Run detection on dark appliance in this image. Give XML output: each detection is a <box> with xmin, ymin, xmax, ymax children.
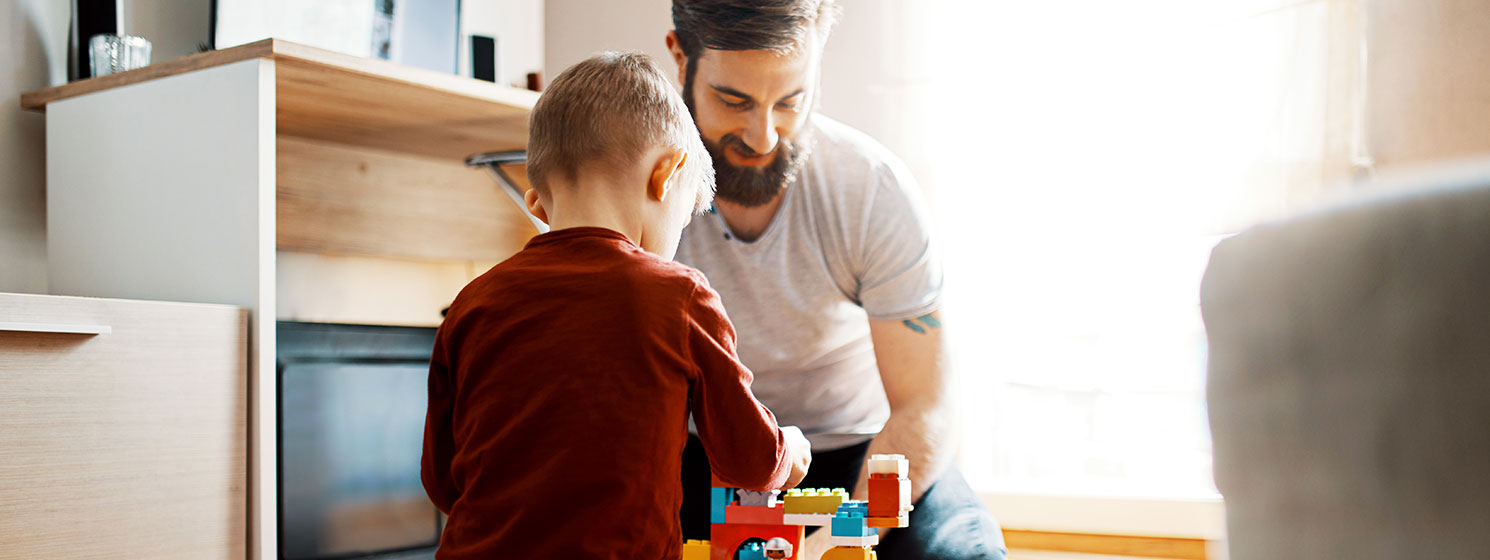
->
<box><xmin>277</xmin><ymin>321</ymin><xmax>442</xmax><ymax>560</ymax></box>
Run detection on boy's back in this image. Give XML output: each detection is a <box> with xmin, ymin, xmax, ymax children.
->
<box><xmin>422</xmin><ymin>227</ymin><xmax>792</xmax><ymax>559</ymax></box>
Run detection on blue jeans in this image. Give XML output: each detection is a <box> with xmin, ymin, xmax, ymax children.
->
<box><xmin>680</xmin><ymin>435</ymin><xmax>1007</xmax><ymax>560</ymax></box>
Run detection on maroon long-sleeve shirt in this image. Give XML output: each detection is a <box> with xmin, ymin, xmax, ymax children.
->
<box><xmin>422</xmin><ymin>227</ymin><xmax>792</xmax><ymax>559</ymax></box>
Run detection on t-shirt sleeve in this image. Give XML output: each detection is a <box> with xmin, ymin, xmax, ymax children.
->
<box><xmin>421</xmin><ymin>324</ymin><xmax>460</xmax><ymax>514</ymax></box>
<box><xmin>855</xmin><ymin>155</ymin><xmax>944</xmax><ymax>320</ymax></box>
<box><xmin>683</xmin><ymin>274</ymin><xmax>793</xmax><ymax>491</ymax></box>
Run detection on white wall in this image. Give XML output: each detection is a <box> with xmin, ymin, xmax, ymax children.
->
<box><xmin>1</xmin><ymin>0</ymin><xmax>66</xmax><ymax>293</ymax></box>
<box><xmin>544</xmin><ymin>0</ymin><xmax>671</xmax><ymax>83</ymax></box>
<box><xmin>1</xmin><ymin>0</ymin><xmax>209</xmax><ymax>295</ymax></box>
<box><xmin>459</xmin><ymin>0</ymin><xmax>544</xmax><ymax>88</ymax></box>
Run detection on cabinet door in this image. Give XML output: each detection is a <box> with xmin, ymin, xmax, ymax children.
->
<box><xmin>0</xmin><ymin>293</ymin><xmax>247</xmax><ymax>559</ymax></box>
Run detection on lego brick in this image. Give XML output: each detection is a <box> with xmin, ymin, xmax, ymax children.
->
<box><xmin>683</xmin><ymin>539</ymin><xmax>712</xmax><ymax>560</ymax></box>
<box><xmin>831</xmin><ymin>513</ymin><xmax>877</xmax><ymax>537</ymax></box>
<box><xmin>711</xmin><ymin>487</ymin><xmax>735</xmax><ymax>524</ymax></box>
<box><xmin>836</xmin><ymin>501</ymin><xmax>869</xmax><ymax>517</ymax></box>
<box><xmin>726</xmin><ymin>504</ymin><xmax>786</xmax><ymax>525</ymax></box>
<box><xmin>866</xmin><ymin>513</ymin><xmax>909</xmax><ymax>528</ymax></box>
<box><xmin>829</xmin><ymin>534</ymin><xmax>880</xmax><ymax>548</ymax></box>
<box><xmin>711</xmin><ymin>523</ymin><xmax>804</xmax><ymax>560</ymax></box>
<box><xmin>821</xmin><ymin>546</ymin><xmax>878</xmax><ymax>560</ymax></box>
<box><xmin>782</xmin><ymin>513</ymin><xmax>835</xmax><ymax>526</ymax></box>
<box><xmin>783</xmin><ymin>488</ymin><xmax>848</xmax><ymax>514</ymax></box>
<box><xmin>868</xmin><ymin>454</ymin><xmax>908</xmax><ymax>477</ymax></box>
<box><xmin>737</xmin><ymin>488</ymin><xmax>781</xmax><ymax>507</ymax></box>
<box><xmin>737</xmin><ymin>540</ymin><xmax>768</xmax><ymax>560</ymax></box>
<box><xmin>867</xmin><ymin>477</ymin><xmax>910</xmax><ymax>517</ymax></box>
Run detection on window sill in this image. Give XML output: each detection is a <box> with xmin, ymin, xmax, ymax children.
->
<box><xmin>979</xmin><ymin>490</ymin><xmax>1226</xmax><ymax>540</ymax></box>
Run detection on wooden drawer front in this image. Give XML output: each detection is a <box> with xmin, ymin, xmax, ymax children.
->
<box><xmin>0</xmin><ymin>293</ymin><xmax>247</xmax><ymax>559</ymax></box>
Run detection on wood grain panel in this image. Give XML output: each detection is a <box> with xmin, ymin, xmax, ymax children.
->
<box><xmin>277</xmin><ymin>136</ymin><xmax>537</xmax><ymax>262</ymax></box>
<box><xmin>273</xmin><ymin>56</ymin><xmax>532</xmax><ymax>161</ymax></box>
<box><xmin>0</xmin><ymin>293</ymin><xmax>247</xmax><ymax>560</ymax></box>
<box><xmin>1003</xmin><ymin>529</ymin><xmax>1210</xmax><ymax>560</ymax></box>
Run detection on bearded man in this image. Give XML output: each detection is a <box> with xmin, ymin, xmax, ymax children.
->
<box><xmin>668</xmin><ymin>1</ymin><xmax>1007</xmax><ymax>558</ymax></box>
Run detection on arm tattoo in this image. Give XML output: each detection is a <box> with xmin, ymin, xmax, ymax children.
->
<box><xmin>901</xmin><ymin>313</ymin><xmax>941</xmax><ymax>334</ymax></box>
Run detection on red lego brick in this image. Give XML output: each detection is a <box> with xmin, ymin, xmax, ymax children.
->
<box><xmin>868</xmin><ymin>476</ymin><xmax>910</xmax><ymax>517</ymax></box>
<box><xmin>726</xmin><ymin>504</ymin><xmax>786</xmax><ymax>525</ymax></box>
<box><xmin>711</xmin><ymin>523</ymin><xmax>804</xmax><ymax>560</ymax></box>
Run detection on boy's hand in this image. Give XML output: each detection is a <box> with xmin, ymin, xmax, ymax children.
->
<box><xmin>781</xmin><ymin>426</ymin><xmax>812</xmax><ymax>489</ymax></box>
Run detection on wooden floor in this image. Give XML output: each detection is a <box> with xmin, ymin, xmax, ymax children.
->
<box><xmin>1002</xmin><ymin>529</ymin><xmax>1214</xmax><ymax>560</ymax></box>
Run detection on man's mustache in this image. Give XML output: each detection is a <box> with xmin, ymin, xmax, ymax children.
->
<box><xmin>720</xmin><ymin>134</ymin><xmax>767</xmax><ymax>159</ymax></box>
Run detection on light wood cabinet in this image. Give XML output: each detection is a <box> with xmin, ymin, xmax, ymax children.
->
<box><xmin>0</xmin><ymin>292</ymin><xmax>247</xmax><ymax>559</ymax></box>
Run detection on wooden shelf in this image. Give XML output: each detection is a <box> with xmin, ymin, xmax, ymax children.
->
<box><xmin>21</xmin><ymin>38</ymin><xmax>539</xmax><ymax>161</ymax></box>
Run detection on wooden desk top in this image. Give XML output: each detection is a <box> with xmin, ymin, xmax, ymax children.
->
<box><xmin>21</xmin><ymin>39</ymin><xmax>539</xmax><ymax>161</ymax></box>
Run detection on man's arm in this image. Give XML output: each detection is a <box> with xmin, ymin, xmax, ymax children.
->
<box><xmin>861</xmin><ymin>309</ymin><xmax>957</xmax><ymax>504</ymax></box>
<box><xmin>799</xmin><ymin>310</ymin><xmax>955</xmax><ymax>558</ymax></box>
<box><xmin>861</xmin><ymin>309</ymin><xmax>957</xmax><ymax>498</ymax></box>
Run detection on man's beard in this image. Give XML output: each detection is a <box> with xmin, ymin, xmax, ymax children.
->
<box><xmin>684</xmin><ymin>63</ymin><xmax>815</xmax><ymax>208</ymax></box>
<box><xmin>701</xmin><ymin>132</ymin><xmax>813</xmax><ymax>208</ymax></box>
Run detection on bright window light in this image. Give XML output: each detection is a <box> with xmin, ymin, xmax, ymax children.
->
<box><xmin>915</xmin><ymin>0</ymin><xmax>1348</xmax><ymax>500</ymax></box>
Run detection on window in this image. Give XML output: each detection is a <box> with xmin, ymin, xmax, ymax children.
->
<box><xmin>901</xmin><ymin>0</ymin><xmax>1364</xmax><ymax>500</ymax></box>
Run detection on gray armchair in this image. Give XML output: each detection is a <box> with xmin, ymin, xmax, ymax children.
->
<box><xmin>1201</xmin><ymin>165</ymin><xmax>1490</xmax><ymax>559</ymax></box>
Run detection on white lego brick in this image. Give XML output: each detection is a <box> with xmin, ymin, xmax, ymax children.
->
<box><xmin>868</xmin><ymin>453</ymin><xmax>908</xmax><ymax>477</ymax></box>
<box><xmin>782</xmin><ymin>513</ymin><xmax>834</xmax><ymax>526</ymax></box>
<box><xmin>829</xmin><ymin>535</ymin><xmax>880</xmax><ymax>547</ymax></box>
<box><xmin>737</xmin><ymin>489</ymin><xmax>780</xmax><ymax>507</ymax></box>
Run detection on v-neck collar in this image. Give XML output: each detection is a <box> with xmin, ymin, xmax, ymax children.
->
<box><xmin>712</xmin><ymin>184</ymin><xmax>795</xmax><ymax>250</ymax></box>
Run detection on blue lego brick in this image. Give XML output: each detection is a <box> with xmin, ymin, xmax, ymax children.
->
<box><xmin>831</xmin><ymin>511</ymin><xmax>877</xmax><ymax>537</ymax></box>
<box><xmin>836</xmin><ymin>501</ymin><xmax>869</xmax><ymax>517</ymax></box>
<box><xmin>711</xmin><ymin>487</ymin><xmax>734</xmax><ymax>524</ymax></box>
<box><xmin>737</xmin><ymin>540</ymin><xmax>767</xmax><ymax>560</ymax></box>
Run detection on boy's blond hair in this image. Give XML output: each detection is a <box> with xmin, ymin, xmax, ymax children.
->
<box><xmin>527</xmin><ymin>51</ymin><xmax>715</xmax><ymax>211</ymax></box>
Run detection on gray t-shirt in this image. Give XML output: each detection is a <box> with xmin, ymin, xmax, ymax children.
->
<box><xmin>677</xmin><ymin>114</ymin><xmax>943</xmax><ymax>450</ymax></box>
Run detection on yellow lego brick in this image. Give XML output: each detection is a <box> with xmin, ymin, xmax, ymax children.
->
<box><xmin>682</xmin><ymin>539</ymin><xmax>711</xmax><ymax>560</ymax></box>
<box><xmin>821</xmin><ymin>546</ymin><xmax>877</xmax><ymax>560</ymax></box>
<box><xmin>783</xmin><ymin>487</ymin><xmax>849</xmax><ymax>514</ymax></box>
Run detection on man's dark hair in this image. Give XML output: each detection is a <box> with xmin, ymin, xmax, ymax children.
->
<box><xmin>671</xmin><ymin>0</ymin><xmax>840</xmax><ymax>113</ymax></box>
<box><xmin>671</xmin><ymin>0</ymin><xmax>841</xmax><ymax>60</ymax></box>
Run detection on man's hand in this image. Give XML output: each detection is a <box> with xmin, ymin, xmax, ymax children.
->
<box><xmin>781</xmin><ymin>425</ymin><xmax>812</xmax><ymax>488</ymax></box>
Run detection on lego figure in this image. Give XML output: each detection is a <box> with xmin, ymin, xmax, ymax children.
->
<box><xmin>763</xmin><ymin>537</ymin><xmax>794</xmax><ymax>559</ymax></box>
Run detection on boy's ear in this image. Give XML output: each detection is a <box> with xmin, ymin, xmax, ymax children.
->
<box><xmin>523</xmin><ymin>189</ymin><xmax>550</xmax><ymax>225</ymax></box>
<box><xmin>648</xmin><ymin>148</ymin><xmax>688</xmax><ymax>203</ymax></box>
<box><xmin>665</xmin><ymin>31</ymin><xmax>688</xmax><ymax>86</ymax></box>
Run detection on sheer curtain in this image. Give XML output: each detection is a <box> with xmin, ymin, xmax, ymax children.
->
<box><xmin>889</xmin><ymin>0</ymin><xmax>1367</xmax><ymax>499</ymax></box>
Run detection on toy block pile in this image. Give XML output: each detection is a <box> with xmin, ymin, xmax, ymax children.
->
<box><xmin>688</xmin><ymin>454</ymin><xmax>914</xmax><ymax>560</ymax></box>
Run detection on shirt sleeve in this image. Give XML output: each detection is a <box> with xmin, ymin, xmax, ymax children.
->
<box><xmin>683</xmin><ymin>274</ymin><xmax>794</xmax><ymax>491</ymax></box>
<box><xmin>421</xmin><ymin>324</ymin><xmax>459</xmax><ymax>514</ymax></box>
<box><xmin>855</xmin><ymin>155</ymin><xmax>945</xmax><ymax>320</ymax></box>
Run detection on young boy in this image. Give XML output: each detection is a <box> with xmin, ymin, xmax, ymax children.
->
<box><xmin>421</xmin><ymin>52</ymin><xmax>812</xmax><ymax>559</ymax></box>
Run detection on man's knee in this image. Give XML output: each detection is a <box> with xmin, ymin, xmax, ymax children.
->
<box><xmin>879</xmin><ymin>467</ymin><xmax>1007</xmax><ymax>560</ymax></box>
